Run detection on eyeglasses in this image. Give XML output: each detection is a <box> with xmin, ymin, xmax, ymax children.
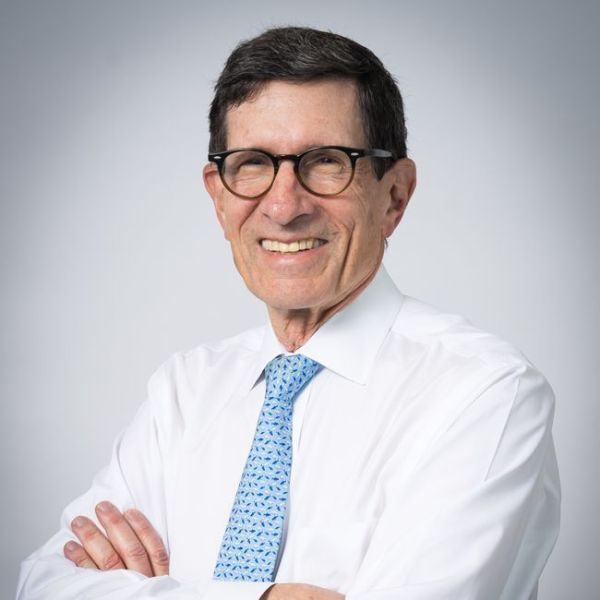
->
<box><xmin>207</xmin><ymin>146</ymin><xmax>395</xmax><ymax>199</ymax></box>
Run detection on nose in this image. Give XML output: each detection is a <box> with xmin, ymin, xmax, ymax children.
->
<box><xmin>259</xmin><ymin>160</ymin><xmax>316</xmax><ymax>226</ymax></box>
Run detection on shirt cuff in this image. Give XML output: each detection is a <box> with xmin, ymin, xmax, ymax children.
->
<box><xmin>201</xmin><ymin>579</ymin><xmax>274</xmax><ymax>600</ymax></box>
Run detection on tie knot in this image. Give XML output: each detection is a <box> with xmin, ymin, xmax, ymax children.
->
<box><xmin>265</xmin><ymin>354</ymin><xmax>322</xmax><ymax>402</ymax></box>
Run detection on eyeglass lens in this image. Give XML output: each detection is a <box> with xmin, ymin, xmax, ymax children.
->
<box><xmin>221</xmin><ymin>148</ymin><xmax>354</xmax><ymax>198</ymax></box>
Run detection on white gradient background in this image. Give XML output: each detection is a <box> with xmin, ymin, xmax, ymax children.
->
<box><xmin>1</xmin><ymin>1</ymin><xmax>598</xmax><ymax>598</ymax></box>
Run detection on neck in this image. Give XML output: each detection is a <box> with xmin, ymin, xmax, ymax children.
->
<box><xmin>268</xmin><ymin>267</ymin><xmax>379</xmax><ymax>352</ymax></box>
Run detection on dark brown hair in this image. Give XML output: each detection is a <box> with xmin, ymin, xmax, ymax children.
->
<box><xmin>208</xmin><ymin>26</ymin><xmax>407</xmax><ymax>178</ymax></box>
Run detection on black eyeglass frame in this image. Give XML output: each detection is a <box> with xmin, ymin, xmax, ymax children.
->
<box><xmin>207</xmin><ymin>146</ymin><xmax>395</xmax><ymax>199</ymax></box>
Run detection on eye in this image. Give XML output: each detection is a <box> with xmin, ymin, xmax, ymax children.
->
<box><xmin>302</xmin><ymin>149</ymin><xmax>350</xmax><ymax>174</ymax></box>
<box><xmin>314</xmin><ymin>154</ymin><xmax>338</xmax><ymax>164</ymax></box>
<box><xmin>240</xmin><ymin>156</ymin><xmax>270</xmax><ymax>167</ymax></box>
<box><xmin>226</xmin><ymin>151</ymin><xmax>271</xmax><ymax>174</ymax></box>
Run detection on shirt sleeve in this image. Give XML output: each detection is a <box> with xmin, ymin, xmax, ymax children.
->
<box><xmin>16</xmin><ymin>362</ymin><xmax>272</xmax><ymax>600</ymax></box>
<box><xmin>345</xmin><ymin>361</ymin><xmax>560</xmax><ymax>600</ymax></box>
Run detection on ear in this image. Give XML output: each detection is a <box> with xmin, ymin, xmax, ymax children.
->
<box><xmin>382</xmin><ymin>158</ymin><xmax>417</xmax><ymax>238</ymax></box>
<box><xmin>203</xmin><ymin>163</ymin><xmax>228</xmax><ymax>236</ymax></box>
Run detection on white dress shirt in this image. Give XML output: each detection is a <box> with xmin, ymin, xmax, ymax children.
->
<box><xmin>17</xmin><ymin>267</ymin><xmax>560</xmax><ymax>600</ymax></box>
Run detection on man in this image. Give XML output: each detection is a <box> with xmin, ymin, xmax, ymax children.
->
<box><xmin>17</xmin><ymin>27</ymin><xmax>560</xmax><ymax>600</ymax></box>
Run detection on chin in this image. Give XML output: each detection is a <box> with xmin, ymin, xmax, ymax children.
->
<box><xmin>262</xmin><ymin>293</ymin><xmax>324</xmax><ymax>312</ymax></box>
<box><xmin>249</xmin><ymin>281</ymin><xmax>329</xmax><ymax>312</ymax></box>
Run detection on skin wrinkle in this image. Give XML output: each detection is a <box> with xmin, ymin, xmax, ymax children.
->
<box><xmin>274</xmin><ymin>265</ymin><xmax>380</xmax><ymax>351</ymax></box>
<box><xmin>272</xmin><ymin>189</ymin><xmax>381</xmax><ymax>344</ymax></box>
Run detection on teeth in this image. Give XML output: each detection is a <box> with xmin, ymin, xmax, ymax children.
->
<box><xmin>261</xmin><ymin>238</ymin><xmax>324</xmax><ymax>253</ymax></box>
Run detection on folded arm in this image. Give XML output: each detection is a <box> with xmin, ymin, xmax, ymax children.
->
<box><xmin>61</xmin><ymin>501</ymin><xmax>343</xmax><ymax>600</ymax></box>
<box><xmin>17</xmin><ymin>366</ymin><xmax>271</xmax><ymax>600</ymax></box>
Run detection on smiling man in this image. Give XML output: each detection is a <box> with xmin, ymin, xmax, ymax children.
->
<box><xmin>206</xmin><ymin>77</ymin><xmax>410</xmax><ymax>352</ymax></box>
<box><xmin>18</xmin><ymin>27</ymin><xmax>560</xmax><ymax>600</ymax></box>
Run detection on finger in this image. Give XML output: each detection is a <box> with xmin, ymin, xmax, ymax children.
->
<box><xmin>63</xmin><ymin>540</ymin><xmax>98</xmax><ymax>569</ymax></box>
<box><xmin>124</xmin><ymin>508</ymin><xmax>170</xmax><ymax>575</ymax></box>
<box><xmin>71</xmin><ymin>515</ymin><xmax>126</xmax><ymax>571</ymax></box>
<box><xmin>95</xmin><ymin>501</ymin><xmax>153</xmax><ymax>576</ymax></box>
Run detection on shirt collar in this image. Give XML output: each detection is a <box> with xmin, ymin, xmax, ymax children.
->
<box><xmin>249</xmin><ymin>265</ymin><xmax>404</xmax><ymax>388</ymax></box>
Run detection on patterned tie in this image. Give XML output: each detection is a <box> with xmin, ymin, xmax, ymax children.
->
<box><xmin>213</xmin><ymin>353</ymin><xmax>322</xmax><ymax>582</ymax></box>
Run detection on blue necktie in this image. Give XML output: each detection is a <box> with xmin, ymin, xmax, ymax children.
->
<box><xmin>213</xmin><ymin>353</ymin><xmax>322</xmax><ymax>582</ymax></box>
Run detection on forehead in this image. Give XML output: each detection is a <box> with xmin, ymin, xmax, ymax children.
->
<box><xmin>225</xmin><ymin>79</ymin><xmax>366</xmax><ymax>151</ymax></box>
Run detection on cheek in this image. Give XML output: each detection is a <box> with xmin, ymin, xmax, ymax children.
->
<box><xmin>340</xmin><ymin>203</ymin><xmax>387</xmax><ymax>272</ymax></box>
<box><xmin>347</xmin><ymin>195</ymin><xmax>386</xmax><ymax>246</ymax></box>
<box><xmin>221</xmin><ymin>201</ymin><xmax>256</xmax><ymax>242</ymax></box>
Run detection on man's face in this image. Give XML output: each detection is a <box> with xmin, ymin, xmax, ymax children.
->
<box><xmin>204</xmin><ymin>79</ymin><xmax>414</xmax><ymax>314</ymax></box>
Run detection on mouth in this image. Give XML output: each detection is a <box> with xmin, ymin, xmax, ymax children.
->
<box><xmin>260</xmin><ymin>238</ymin><xmax>327</xmax><ymax>253</ymax></box>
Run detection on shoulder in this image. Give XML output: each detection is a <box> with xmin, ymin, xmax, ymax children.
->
<box><xmin>151</xmin><ymin>325</ymin><xmax>265</xmax><ymax>385</ymax></box>
<box><xmin>392</xmin><ymin>295</ymin><xmax>533</xmax><ymax>370</ymax></box>
<box><xmin>386</xmin><ymin>295</ymin><xmax>554</xmax><ymax>414</ymax></box>
<box><xmin>142</xmin><ymin>325</ymin><xmax>265</xmax><ymax>424</ymax></box>
<box><xmin>381</xmin><ymin>296</ymin><xmax>555</xmax><ymax>472</ymax></box>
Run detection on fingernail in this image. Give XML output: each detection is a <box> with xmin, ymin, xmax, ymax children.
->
<box><xmin>96</xmin><ymin>501</ymin><xmax>112</xmax><ymax>513</ymax></box>
<box><xmin>64</xmin><ymin>541</ymin><xmax>78</xmax><ymax>553</ymax></box>
<box><xmin>71</xmin><ymin>517</ymin><xmax>86</xmax><ymax>528</ymax></box>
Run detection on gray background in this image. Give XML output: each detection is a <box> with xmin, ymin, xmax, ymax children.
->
<box><xmin>1</xmin><ymin>1</ymin><xmax>598</xmax><ymax>598</ymax></box>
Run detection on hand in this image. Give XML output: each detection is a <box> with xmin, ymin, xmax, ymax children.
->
<box><xmin>64</xmin><ymin>501</ymin><xmax>169</xmax><ymax>576</ymax></box>
<box><xmin>260</xmin><ymin>583</ymin><xmax>345</xmax><ymax>600</ymax></box>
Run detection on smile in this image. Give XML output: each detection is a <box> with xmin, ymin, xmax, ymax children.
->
<box><xmin>260</xmin><ymin>238</ymin><xmax>326</xmax><ymax>253</ymax></box>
